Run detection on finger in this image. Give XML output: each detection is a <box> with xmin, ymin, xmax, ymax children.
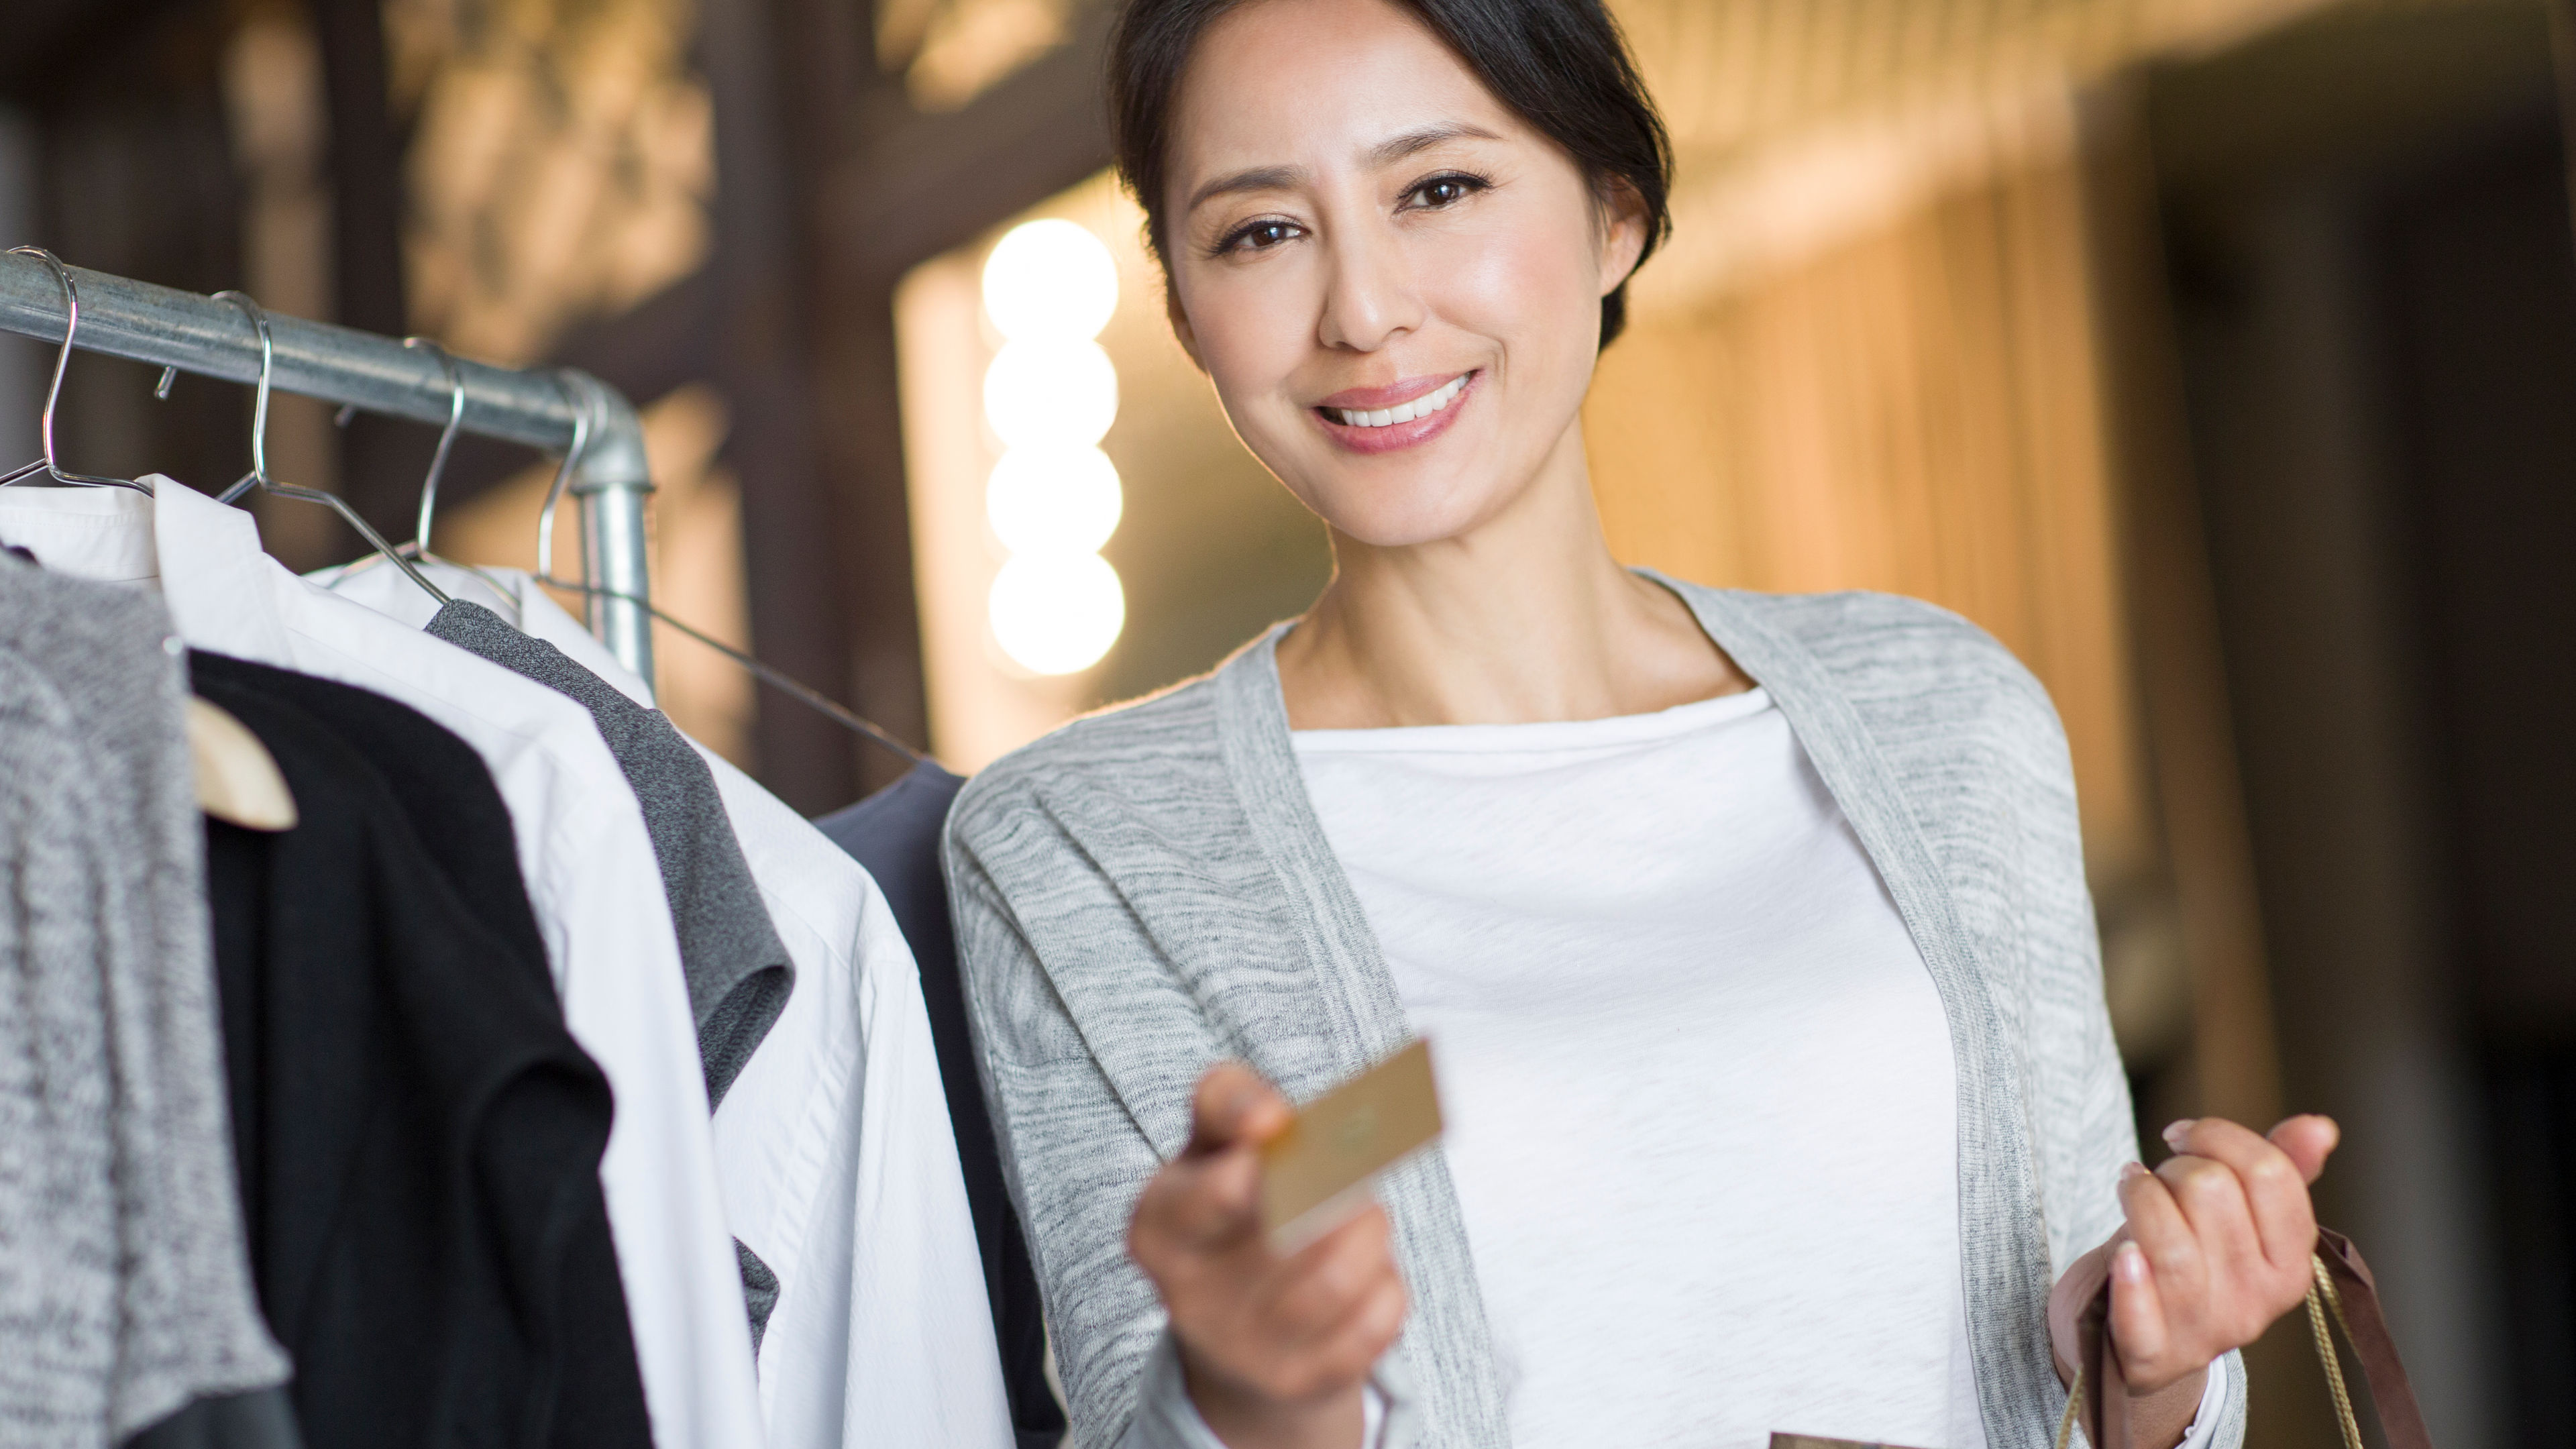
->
<box><xmin>2106</xmin><ymin>1239</ymin><xmax>2175</xmax><ymax>1383</ymax></box>
<box><xmin>1189</xmin><ymin>1063</ymin><xmax>1295</xmax><ymax>1156</ymax></box>
<box><xmin>2162</xmin><ymin>1118</ymin><xmax>2316</xmax><ymax>1271</ymax></box>
<box><xmin>2121</xmin><ymin>1161</ymin><xmax>2210</xmax><ymax>1316</ymax></box>
<box><xmin>2268</xmin><ymin>1114</ymin><xmax>2340</xmax><ymax>1185</ymax></box>
<box><xmin>1260</xmin><ymin>1205</ymin><xmax>1397</xmax><ymax>1345</ymax></box>
<box><xmin>2154</xmin><ymin>1153</ymin><xmax>2265</xmax><ymax>1297</ymax></box>
<box><xmin>1295</xmin><ymin>1273</ymin><xmax>1410</xmax><ymax>1399</ymax></box>
<box><xmin>1136</xmin><ymin>1148</ymin><xmax>1263</xmax><ymax>1252</ymax></box>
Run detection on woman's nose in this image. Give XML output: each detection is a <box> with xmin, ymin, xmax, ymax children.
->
<box><xmin>1317</xmin><ymin>220</ymin><xmax>1427</xmax><ymax>354</ymax></box>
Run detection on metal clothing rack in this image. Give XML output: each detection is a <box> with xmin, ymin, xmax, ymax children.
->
<box><xmin>0</xmin><ymin>252</ymin><xmax>658</xmax><ymax>689</ymax></box>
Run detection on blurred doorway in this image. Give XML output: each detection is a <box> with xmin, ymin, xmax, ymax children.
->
<box><xmin>2141</xmin><ymin>0</ymin><xmax>2576</xmax><ymax>1438</ymax></box>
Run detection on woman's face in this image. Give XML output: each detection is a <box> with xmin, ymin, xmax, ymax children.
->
<box><xmin>1162</xmin><ymin>0</ymin><xmax>1644</xmax><ymax>547</ymax></box>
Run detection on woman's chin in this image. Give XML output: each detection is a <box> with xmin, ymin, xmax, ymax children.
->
<box><xmin>1307</xmin><ymin>490</ymin><xmax>1512</xmax><ymax>551</ymax></box>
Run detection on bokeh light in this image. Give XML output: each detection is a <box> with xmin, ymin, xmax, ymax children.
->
<box><xmin>981</xmin><ymin>218</ymin><xmax>1118</xmax><ymax>341</ymax></box>
<box><xmin>983</xmin><ymin>339</ymin><xmax>1118</xmax><ymax>449</ymax></box>
<box><xmin>976</xmin><ymin>216</ymin><xmax>1128</xmax><ymax>676</ymax></box>
<box><xmin>987</xmin><ymin>445</ymin><xmax>1123</xmax><ymax>556</ymax></box>
<box><xmin>989</xmin><ymin>551</ymin><xmax>1126</xmax><ymax>675</ymax></box>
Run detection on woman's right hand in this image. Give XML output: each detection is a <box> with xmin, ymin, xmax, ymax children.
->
<box><xmin>1128</xmin><ymin>1062</ymin><xmax>1408</xmax><ymax>1449</ymax></box>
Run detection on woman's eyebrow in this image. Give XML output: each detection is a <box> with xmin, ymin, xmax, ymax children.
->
<box><xmin>1182</xmin><ymin>123</ymin><xmax>1504</xmax><ymax>217</ymax></box>
<box><xmin>1186</xmin><ymin>164</ymin><xmax>1306</xmax><ymax>215</ymax></box>
<box><xmin>1366</xmin><ymin>121</ymin><xmax>1501</xmax><ymax>167</ymax></box>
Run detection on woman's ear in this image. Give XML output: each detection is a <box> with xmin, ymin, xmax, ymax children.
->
<box><xmin>1596</xmin><ymin>180</ymin><xmax>1650</xmax><ymax>300</ymax></box>
<box><xmin>1164</xmin><ymin>277</ymin><xmax>1206</xmax><ymax>372</ymax></box>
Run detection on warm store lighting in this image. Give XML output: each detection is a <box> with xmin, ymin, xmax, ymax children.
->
<box><xmin>981</xmin><ymin>217</ymin><xmax>1120</xmax><ymax>341</ymax></box>
<box><xmin>987</xmin><ymin>445</ymin><xmax>1122</xmax><ymax>556</ymax></box>
<box><xmin>983</xmin><ymin>339</ymin><xmax>1118</xmax><ymax>449</ymax></box>
<box><xmin>979</xmin><ymin>218</ymin><xmax>1126</xmax><ymax>675</ymax></box>
<box><xmin>987</xmin><ymin>551</ymin><xmax>1126</xmax><ymax>676</ymax></box>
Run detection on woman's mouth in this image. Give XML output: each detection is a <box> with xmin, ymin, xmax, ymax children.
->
<box><xmin>1312</xmin><ymin>372</ymin><xmax>1476</xmax><ymax>454</ymax></box>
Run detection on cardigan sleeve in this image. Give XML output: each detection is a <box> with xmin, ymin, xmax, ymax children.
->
<box><xmin>1888</xmin><ymin>600</ymin><xmax>2250</xmax><ymax>1449</ymax></box>
<box><xmin>946</xmin><ymin>780</ymin><xmax>1441</xmax><ymax>1449</ymax></box>
<box><xmin>1995</xmin><ymin>643</ymin><xmax>2145</xmax><ymax>1280</ymax></box>
<box><xmin>943</xmin><ymin>825</ymin><xmax>1176</xmax><ymax>1448</ymax></box>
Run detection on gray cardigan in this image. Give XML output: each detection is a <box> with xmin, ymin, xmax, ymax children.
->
<box><xmin>945</xmin><ymin>578</ymin><xmax>2247</xmax><ymax>1449</ymax></box>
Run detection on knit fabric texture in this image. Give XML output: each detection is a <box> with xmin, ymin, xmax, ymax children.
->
<box><xmin>0</xmin><ymin>553</ymin><xmax>288</xmax><ymax>1447</ymax></box>
<box><xmin>427</xmin><ymin>600</ymin><xmax>792</xmax><ymax>1107</ymax></box>
<box><xmin>945</xmin><ymin>580</ymin><xmax>2248</xmax><ymax>1449</ymax></box>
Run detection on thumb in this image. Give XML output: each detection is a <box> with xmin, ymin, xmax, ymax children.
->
<box><xmin>1187</xmin><ymin>1061</ymin><xmax>1293</xmax><ymax>1157</ymax></box>
<box><xmin>2269</xmin><ymin>1114</ymin><xmax>2339</xmax><ymax>1185</ymax></box>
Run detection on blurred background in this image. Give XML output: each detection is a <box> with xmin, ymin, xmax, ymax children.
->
<box><xmin>3</xmin><ymin>0</ymin><xmax>2571</xmax><ymax>1441</ymax></box>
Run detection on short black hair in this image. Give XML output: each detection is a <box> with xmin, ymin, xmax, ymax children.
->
<box><xmin>1107</xmin><ymin>0</ymin><xmax>1674</xmax><ymax>347</ymax></box>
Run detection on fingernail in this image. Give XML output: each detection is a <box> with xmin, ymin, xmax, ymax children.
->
<box><xmin>2115</xmin><ymin>1240</ymin><xmax>2147</xmax><ymax>1281</ymax></box>
<box><xmin>2118</xmin><ymin>1161</ymin><xmax>2147</xmax><ymax>1185</ymax></box>
<box><xmin>2161</xmin><ymin>1119</ymin><xmax>2197</xmax><ymax>1151</ymax></box>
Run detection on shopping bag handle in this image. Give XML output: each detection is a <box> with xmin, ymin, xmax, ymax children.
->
<box><xmin>2050</xmin><ymin>1228</ymin><xmax>2432</xmax><ymax>1449</ymax></box>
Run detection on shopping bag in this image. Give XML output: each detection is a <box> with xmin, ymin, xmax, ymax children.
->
<box><xmin>2053</xmin><ymin>1226</ymin><xmax>2433</xmax><ymax>1449</ymax></box>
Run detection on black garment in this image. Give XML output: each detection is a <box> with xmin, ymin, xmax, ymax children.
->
<box><xmin>814</xmin><ymin>762</ymin><xmax>1065</xmax><ymax>1449</ymax></box>
<box><xmin>125</xmin><ymin>1389</ymin><xmax>302</xmax><ymax>1449</ymax></box>
<box><xmin>191</xmin><ymin>654</ymin><xmax>651</xmax><ymax>1449</ymax></box>
<box><xmin>205</xmin><ymin>656</ymin><xmax>547</xmax><ymax>967</ymax></box>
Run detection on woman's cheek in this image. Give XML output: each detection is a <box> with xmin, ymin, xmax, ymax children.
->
<box><xmin>1185</xmin><ymin>278</ymin><xmax>1314</xmax><ymax>430</ymax></box>
<box><xmin>1418</xmin><ymin>211</ymin><xmax>1595</xmax><ymax>383</ymax></box>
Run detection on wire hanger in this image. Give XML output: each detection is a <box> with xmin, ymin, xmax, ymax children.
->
<box><xmin>324</xmin><ymin>334</ymin><xmax>523</xmax><ymax>598</ymax></box>
<box><xmin>0</xmin><ymin>250</ymin><xmax>298</xmax><ymax>828</ymax></box>
<box><xmin>1</xmin><ymin>247</ymin><xmax>154</xmax><ymax>493</ymax></box>
<box><xmin>207</xmin><ymin>289</ymin><xmax>450</xmax><ymax>607</ymax></box>
<box><xmin>529</xmin><ymin>371</ymin><xmax>927</xmax><ymax>766</ymax></box>
<box><xmin>402</xmin><ymin>335</ymin><xmax>464</xmax><ymax>557</ymax></box>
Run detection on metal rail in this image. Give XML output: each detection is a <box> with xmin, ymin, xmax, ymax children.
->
<box><xmin>0</xmin><ymin>252</ymin><xmax>657</xmax><ymax>687</ymax></box>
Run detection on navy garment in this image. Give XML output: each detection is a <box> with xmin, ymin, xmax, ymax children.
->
<box><xmin>191</xmin><ymin>653</ymin><xmax>651</xmax><ymax>1449</ymax></box>
<box><xmin>814</xmin><ymin>761</ymin><xmax>1064</xmax><ymax>1449</ymax></box>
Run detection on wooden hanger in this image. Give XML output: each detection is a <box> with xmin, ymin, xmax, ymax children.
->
<box><xmin>186</xmin><ymin>696</ymin><xmax>297</xmax><ymax>831</ymax></box>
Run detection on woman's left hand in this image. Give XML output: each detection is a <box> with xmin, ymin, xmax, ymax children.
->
<box><xmin>2093</xmin><ymin>1114</ymin><xmax>2341</xmax><ymax>1393</ymax></box>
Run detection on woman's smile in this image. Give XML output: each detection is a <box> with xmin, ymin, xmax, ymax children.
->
<box><xmin>1309</xmin><ymin>370</ymin><xmax>1477</xmax><ymax>453</ymax></box>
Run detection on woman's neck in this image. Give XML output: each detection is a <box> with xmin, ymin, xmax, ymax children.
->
<box><xmin>1275</xmin><ymin>437</ymin><xmax>1748</xmax><ymax>731</ymax></box>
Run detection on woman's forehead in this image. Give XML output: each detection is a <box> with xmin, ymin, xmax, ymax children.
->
<box><xmin>1167</xmin><ymin>0</ymin><xmax>1517</xmax><ymax>190</ymax></box>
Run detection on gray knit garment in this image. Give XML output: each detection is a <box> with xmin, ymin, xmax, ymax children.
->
<box><xmin>946</xmin><ymin>578</ymin><xmax>2249</xmax><ymax>1449</ymax></box>
<box><xmin>426</xmin><ymin>600</ymin><xmax>791</xmax><ymax>1108</ymax></box>
<box><xmin>0</xmin><ymin>554</ymin><xmax>289</xmax><ymax>1448</ymax></box>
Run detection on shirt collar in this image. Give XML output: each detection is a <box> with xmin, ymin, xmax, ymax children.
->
<box><xmin>312</xmin><ymin>556</ymin><xmax>657</xmax><ymax>708</ymax></box>
<box><xmin>0</xmin><ymin>480</ymin><xmax>160</xmax><ymax>582</ymax></box>
<box><xmin>146</xmin><ymin>476</ymin><xmax>301</xmax><ymax>665</ymax></box>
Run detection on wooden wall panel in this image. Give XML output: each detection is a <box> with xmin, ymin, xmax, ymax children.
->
<box><xmin>1587</xmin><ymin>146</ymin><xmax>2155</xmax><ymax>881</ymax></box>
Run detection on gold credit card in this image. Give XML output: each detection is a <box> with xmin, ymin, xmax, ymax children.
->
<box><xmin>1258</xmin><ymin>1038</ymin><xmax>1443</xmax><ymax>1251</ymax></box>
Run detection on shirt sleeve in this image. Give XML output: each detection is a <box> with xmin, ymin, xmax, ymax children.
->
<box><xmin>1125</xmin><ymin>1331</ymin><xmax>1422</xmax><ymax>1449</ymax></box>
<box><xmin>2171</xmin><ymin>1352</ymin><xmax>2233</xmax><ymax>1449</ymax></box>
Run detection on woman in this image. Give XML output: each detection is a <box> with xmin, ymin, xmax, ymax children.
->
<box><xmin>945</xmin><ymin>1</ymin><xmax>2337</xmax><ymax>1445</ymax></box>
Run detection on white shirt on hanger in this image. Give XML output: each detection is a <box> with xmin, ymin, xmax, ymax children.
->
<box><xmin>0</xmin><ymin>481</ymin><xmax>767</xmax><ymax>1449</ymax></box>
<box><xmin>320</xmin><ymin>559</ymin><xmax>1018</xmax><ymax>1449</ymax></box>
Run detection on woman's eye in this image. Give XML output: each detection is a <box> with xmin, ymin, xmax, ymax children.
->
<box><xmin>1224</xmin><ymin>220</ymin><xmax>1299</xmax><ymax>253</ymax></box>
<box><xmin>1407</xmin><ymin>175</ymin><xmax>1483</xmax><ymax>210</ymax></box>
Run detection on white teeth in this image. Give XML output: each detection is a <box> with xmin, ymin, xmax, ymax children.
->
<box><xmin>1334</xmin><ymin>374</ymin><xmax>1466</xmax><ymax>428</ymax></box>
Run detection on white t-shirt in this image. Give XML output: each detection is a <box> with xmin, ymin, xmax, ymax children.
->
<box><xmin>1295</xmin><ymin>688</ymin><xmax>2216</xmax><ymax>1448</ymax></box>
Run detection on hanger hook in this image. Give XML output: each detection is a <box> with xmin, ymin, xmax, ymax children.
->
<box><xmin>5</xmin><ymin>246</ymin><xmax>150</xmax><ymax>493</ymax></box>
<box><xmin>537</xmin><ymin>368</ymin><xmax>595</xmax><ymax>577</ymax></box>
<box><xmin>203</xmin><ymin>288</ymin><xmax>449</xmax><ymax>608</ymax></box>
<box><xmin>211</xmin><ymin>290</ymin><xmax>275</xmax><ymax>505</ymax></box>
<box><xmin>401</xmin><ymin>336</ymin><xmax>466</xmax><ymax>554</ymax></box>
